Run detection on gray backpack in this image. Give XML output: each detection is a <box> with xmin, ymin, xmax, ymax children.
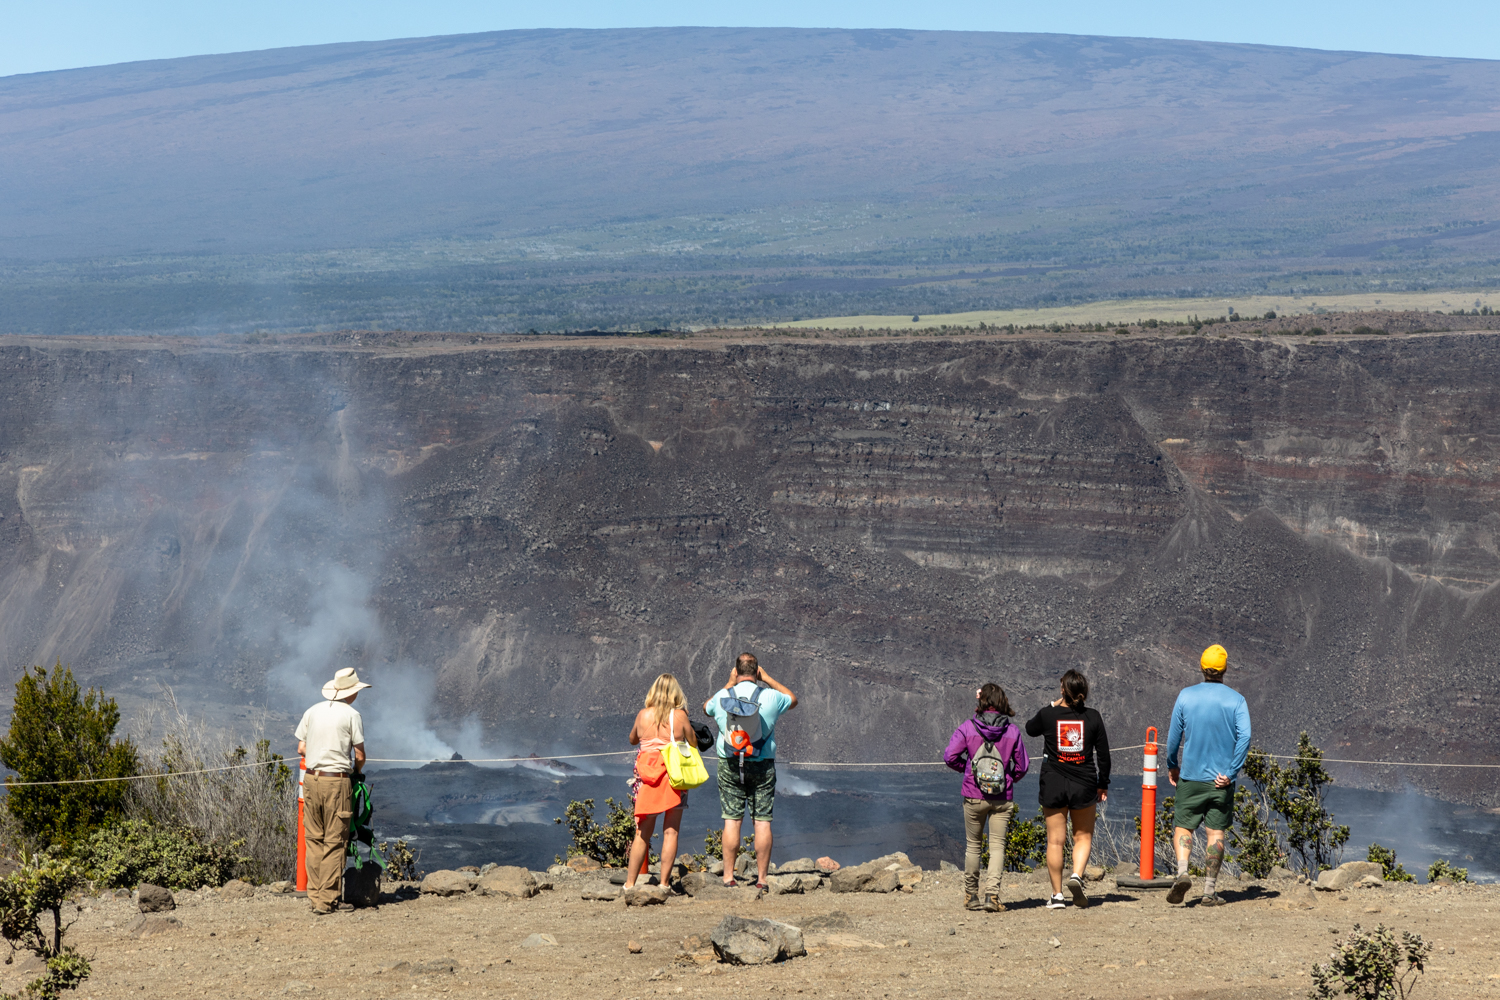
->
<box><xmin>970</xmin><ymin>740</ymin><xmax>1007</xmax><ymax>797</ymax></box>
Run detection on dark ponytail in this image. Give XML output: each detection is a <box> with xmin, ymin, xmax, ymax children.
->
<box><xmin>1060</xmin><ymin>669</ymin><xmax>1089</xmax><ymax>710</ymax></box>
<box><xmin>976</xmin><ymin>682</ymin><xmax>1014</xmax><ymax>716</ymax></box>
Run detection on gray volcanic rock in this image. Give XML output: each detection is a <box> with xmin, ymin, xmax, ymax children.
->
<box><xmin>710</xmin><ymin>916</ymin><xmax>806</xmax><ymax>965</ymax></box>
<box><xmin>136</xmin><ymin>885</ymin><xmax>175</xmax><ymax>913</ymax></box>
<box><xmin>2</xmin><ymin>336</ymin><xmax>1500</xmax><ymax>805</ymax></box>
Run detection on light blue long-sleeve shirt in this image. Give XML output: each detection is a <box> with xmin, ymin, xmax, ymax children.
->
<box><xmin>1165</xmin><ymin>680</ymin><xmax>1252</xmax><ymax>783</ymax></box>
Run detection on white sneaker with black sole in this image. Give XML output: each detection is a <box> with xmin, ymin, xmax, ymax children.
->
<box><xmin>1065</xmin><ymin>873</ymin><xmax>1090</xmax><ymax>909</ymax></box>
<box><xmin>1046</xmin><ymin>893</ymin><xmax>1067</xmax><ymax>909</ymax></box>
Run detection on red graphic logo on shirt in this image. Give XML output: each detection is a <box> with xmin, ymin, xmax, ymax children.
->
<box><xmin>1057</xmin><ymin>720</ymin><xmax>1085</xmax><ymax>763</ymax></box>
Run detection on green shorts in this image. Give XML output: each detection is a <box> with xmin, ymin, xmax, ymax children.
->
<box><xmin>1174</xmin><ymin>779</ymin><xmax>1234</xmax><ymax>832</ymax></box>
<box><xmin>717</xmin><ymin>757</ymin><xmax>776</xmax><ymax>822</ymax></box>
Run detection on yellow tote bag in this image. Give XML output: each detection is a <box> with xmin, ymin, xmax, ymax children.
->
<box><xmin>663</xmin><ymin>739</ymin><xmax>709</xmax><ymax>790</ymax></box>
<box><xmin>662</xmin><ymin>716</ymin><xmax>710</xmax><ymax>789</ymax></box>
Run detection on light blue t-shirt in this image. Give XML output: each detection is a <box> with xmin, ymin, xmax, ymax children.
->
<box><xmin>1165</xmin><ymin>680</ymin><xmax>1252</xmax><ymax>783</ymax></box>
<box><xmin>705</xmin><ymin>681</ymin><xmax>793</xmax><ymax>760</ymax></box>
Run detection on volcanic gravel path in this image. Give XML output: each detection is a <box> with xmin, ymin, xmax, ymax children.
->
<box><xmin>35</xmin><ymin>868</ymin><xmax>1500</xmax><ymax>999</ymax></box>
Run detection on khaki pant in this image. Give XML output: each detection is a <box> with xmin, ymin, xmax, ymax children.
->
<box><xmin>963</xmin><ymin>797</ymin><xmax>1018</xmax><ymax>896</ymax></box>
<box><xmin>303</xmin><ymin>774</ymin><xmax>352</xmax><ymax>911</ymax></box>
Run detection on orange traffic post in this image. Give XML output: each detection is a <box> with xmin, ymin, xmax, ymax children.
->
<box><xmin>1139</xmin><ymin>727</ymin><xmax>1158</xmax><ymax>880</ymax></box>
<box><xmin>295</xmin><ymin>756</ymin><xmax>308</xmax><ymax>891</ymax></box>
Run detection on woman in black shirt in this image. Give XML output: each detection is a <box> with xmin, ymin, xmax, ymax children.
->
<box><xmin>1025</xmin><ymin>669</ymin><xmax>1111</xmax><ymax>909</ymax></box>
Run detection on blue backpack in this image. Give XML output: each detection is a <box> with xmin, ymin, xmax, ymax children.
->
<box><xmin>720</xmin><ymin>686</ymin><xmax>766</xmax><ymax>779</ymax></box>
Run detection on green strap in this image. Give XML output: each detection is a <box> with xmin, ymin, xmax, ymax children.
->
<box><xmin>346</xmin><ymin>779</ymin><xmax>388</xmax><ymax>871</ymax></box>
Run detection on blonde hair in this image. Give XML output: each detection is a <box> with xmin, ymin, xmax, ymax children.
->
<box><xmin>644</xmin><ymin>673</ymin><xmax>687</xmax><ymax>729</ymax></box>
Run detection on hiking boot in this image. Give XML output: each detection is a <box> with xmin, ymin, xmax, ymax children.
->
<box><xmin>1065</xmin><ymin>873</ymin><xmax>1090</xmax><ymax>909</ymax></box>
<box><xmin>982</xmin><ymin>892</ymin><xmax>1003</xmax><ymax>913</ymax></box>
<box><xmin>1199</xmin><ymin>893</ymin><xmax>1227</xmax><ymax>907</ymax></box>
<box><xmin>1166</xmin><ymin>873</ymin><xmax>1193</xmax><ymax>905</ymax></box>
<box><xmin>1046</xmin><ymin>893</ymin><xmax>1067</xmax><ymax>909</ymax></box>
<box><xmin>963</xmin><ymin>891</ymin><xmax>983</xmax><ymax>911</ymax></box>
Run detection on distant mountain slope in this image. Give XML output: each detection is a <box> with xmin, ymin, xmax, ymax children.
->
<box><xmin>2</xmin><ymin>29</ymin><xmax>1498</xmax><ymax>330</ymax></box>
<box><xmin>3</xmin><ymin>27</ymin><xmax>1499</xmax><ymax>258</ymax></box>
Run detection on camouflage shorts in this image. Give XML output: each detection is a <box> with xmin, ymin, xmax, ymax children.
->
<box><xmin>717</xmin><ymin>757</ymin><xmax>777</xmax><ymax>822</ymax></box>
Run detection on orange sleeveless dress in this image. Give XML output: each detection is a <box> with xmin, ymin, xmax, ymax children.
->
<box><xmin>633</xmin><ymin>717</ymin><xmax>686</xmax><ymax>818</ymax></box>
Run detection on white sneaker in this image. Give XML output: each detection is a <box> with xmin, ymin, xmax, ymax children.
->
<box><xmin>1046</xmin><ymin>893</ymin><xmax>1067</xmax><ymax>909</ymax></box>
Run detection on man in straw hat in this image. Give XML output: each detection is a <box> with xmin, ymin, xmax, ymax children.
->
<box><xmin>1164</xmin><ymin>643</ymin><xmax>1250</xmax><ymax>907</ymax></box>
<box><xmin>295</xmin><ymin>667</ymin><xmax>371</xmax><ymax>915</ymax></box>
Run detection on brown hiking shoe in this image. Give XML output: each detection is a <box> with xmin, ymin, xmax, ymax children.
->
<box><xmin>963</xmin><ymin>891</ymin><xmax>983</xmax><ymax>911</ymax></box>
<box><xmin>982</xmin><ymin>892</ymin><xmax>1004</xmax><ymax>912</ymax></box>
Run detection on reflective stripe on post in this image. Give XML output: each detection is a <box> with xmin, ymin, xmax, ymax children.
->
<box><xmin>296</xmin><ymin>757</ymin><xmax>308</xmax><ymax>891</ymax></box>
<box><xmin>1139</xmin><ymin>727</ymin><xmax>1158</xmax><ymax>880</ymax></box>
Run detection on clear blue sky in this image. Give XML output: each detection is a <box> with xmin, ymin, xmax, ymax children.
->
<box><xmin>3</xmin><ymin>0</ymin><xmax>1496</xmax><ymax>78</ymax></box>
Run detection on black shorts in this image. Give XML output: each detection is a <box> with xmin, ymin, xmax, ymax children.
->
<box><xmin>1039</xmin><ymin>767</ymin><xmax>1100</xmax><ymax>810</ymax></box>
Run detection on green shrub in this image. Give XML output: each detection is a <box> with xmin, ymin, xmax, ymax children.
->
<box><xmin>1232</xmin><ymin>767</ymin><xmax>1287</xmax><ymax>878</ymax></box>
<box><xmin>377</xmin><ymin>838</ymin><xmax>424</xmax><ymax>882</ymax></box>
<box><xmin>1426</xmin><ymin>858</ymin><xmax>1469</xmax><ymax>883</ymax></box>
<box><xmin>74</xmin><ymin>820</ymin><xmax>245</xmax><ymax>890</ymax></box>
<box><xmin>1367</xmin><ymin>844</ymin><xmax>1415</xmax><ymax>883</ymax></box>
<box><xmin>554</xmin><ymin>798</ymin><xmax>636</xmax><ymax>867</ymax></box>
<box><xmin>978</xmin><ymin>806</ymin><xmax>1046</xmax><ymax>872</ymax></box>
<box><xmin>702</xmin><ymin>827</ymin><xmax>724</xmax><ymax>861</ymax></box>
<box><xmin>0</xmin><ymin>665</ymin><xmax>139</xmax><ymax>848</ymax></box>
<box><xmin>1309</xmin><ymin>923</ymin><xmax>1429</xmax><ymax>999</ymax></box>
<box><xmin>0</xmin><ymin>851</ymin><xmax>92</xmax><ymax>999</ymax></box>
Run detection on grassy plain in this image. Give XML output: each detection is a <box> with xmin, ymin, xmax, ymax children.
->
<box><xmin>769</xmin><ymin>290</ymin><xmax>1500</xmax><ymax>331</ymax></box>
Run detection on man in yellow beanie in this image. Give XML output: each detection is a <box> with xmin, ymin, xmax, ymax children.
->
<box><xmin>1163</xmin><ymin>644</ymin><xmax>1250</xmax><ymax>907</ymax></box>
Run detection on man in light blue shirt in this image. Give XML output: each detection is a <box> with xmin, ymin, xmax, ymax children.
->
<box><xmin>704</xmin><ymin>653</ymin><xmax>797</xmax><ymax>891</ymax></box>
<box><xmin>1164</xmin><ymin>643</ymin><xmax>1251</xmax><ymax>907</ymax></box>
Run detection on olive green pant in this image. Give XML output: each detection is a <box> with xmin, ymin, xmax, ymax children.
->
<box><xmin>963</xmin><ymin>798</ymin><xmax>1018</xmax><ymax>896</ymax></box>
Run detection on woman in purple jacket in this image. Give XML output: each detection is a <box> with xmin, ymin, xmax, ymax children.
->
<box><xmin>943</xmin><ymin>683</ymin><xmax>1030</xmax><ymax>912</ymax></box>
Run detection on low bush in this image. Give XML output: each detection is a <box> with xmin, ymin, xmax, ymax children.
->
<box><xmin>377</xmin><ymin>838</ymin><xmax>424</xmax><ymax>882</ymax></box>
<box><xmin>127</xmin><ymin>690</ymin><xmax>296</xmax><ymax>884</ymax></box>
<box><xmin>1309</xmin><ymin>923</ymin><xmax>1429</xmax><ymax>999</ymax></box>
<box><xmin>74</xmin><ymin>820</ymin><xmax>245</xmax><ymax>890</ymax></box>
<box><xmin>554</xmin><ymin>797</ymin><xmax>635</xmax><ymax>867</ymax></box>
<box><xmin>1366</xmin><ymin>843</ymin><xmax>1415</xmax><ymax>883</ymax></box>
<box><xmin>977</xmin><ymin>806</ymin><xmax>1046</xmax><ymax>872</ymax></box>
<box><xmin>0</xmin><ymin>851</ymin><xmax>93</xmax><ymax>999</ymax></box>
<box><xmin>1427</xmin><ymin>858</ymin><xmax>1469</xmax><ymax>883</ymax></box>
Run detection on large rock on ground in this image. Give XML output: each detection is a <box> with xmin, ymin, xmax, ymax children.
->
<box><xmin>625</xmin><ymin>885</ymin><xmax>671</xmax><ymax>906</ymax></box>
<box><xmin>219</xmin><ymin>879</ymin><xmax>255</xmax><ymax>901</ymax></box>
<box><xmin>421</xmin><ymin>870</ymin><xmax>477</xmax><ymax>896</ymax></box>
<box><xmin>136</xmin><ymin>884</ymin><xmax>175</xmax><ymax>913</ymax></box>
<box><xmin>768</xmin><ymin>874</ymin><xmax>823</xmax><ymax>894</ymax></box>
<box><xmin>127</xmin><ymin>914</ymin><xmax>183</xmax><ymax>937</ymax></box>
<box><xmin>829</xmin><ymin>853</ymin><xmax>919</xmax><ymax>894</ymax></box>
<box><xmin>1316</xmin><ymin>862</ymin><xmax>1384</xmax><ymax>891</ymax></box>
<box><xmin>775</xmin><ymin>858</ymin><xmax>820</xmax><ymax>875</ymax></box>
<box><xmin>343</xmin><ymin>864</ymin><xmax>382</xmax><ymax>907</ymax></box>
<box><xmin>710</xmin><ymin>916</ymin><xmax>807</xmax><ymax>965</ymax></box>
<box><xmin>479</xmin><ymin>866</ymin><xmax>538</xmax><ymax>899</ymax></box>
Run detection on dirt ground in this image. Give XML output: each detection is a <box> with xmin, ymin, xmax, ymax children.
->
<box><xmin>31</xmin><ymin>868</ymin><xmax>1499</xmax><ymax>1000</ymax></box>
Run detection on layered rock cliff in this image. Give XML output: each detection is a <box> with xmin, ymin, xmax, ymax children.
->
<box><xmin>1</xmin><ymin>333</ymin><xmax>1496</xmax><ymax>802</ymax></box>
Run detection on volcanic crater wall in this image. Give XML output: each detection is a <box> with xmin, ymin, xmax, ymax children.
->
<box><xmin>0</xmin><ymin>334</ymin><xmax>1497</xmax><ymax>802</ymax></box>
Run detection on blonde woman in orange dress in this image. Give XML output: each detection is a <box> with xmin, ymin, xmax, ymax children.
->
<box><xmin>623</xmin><ymin>673</ymin><xmax>692</xmax><ymax>889</ymax></box>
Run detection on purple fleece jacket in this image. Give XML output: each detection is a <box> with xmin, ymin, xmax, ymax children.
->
<box><xmin>943</xmin><ymin>712</ymin><xmax>1030</xmax><ymax>801</ymax></box>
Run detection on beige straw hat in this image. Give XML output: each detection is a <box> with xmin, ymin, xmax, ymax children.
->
<box><xmin>322</xmin><ymin>667</ymin><xmax>372</xmax><ymax>701</ymax></box>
